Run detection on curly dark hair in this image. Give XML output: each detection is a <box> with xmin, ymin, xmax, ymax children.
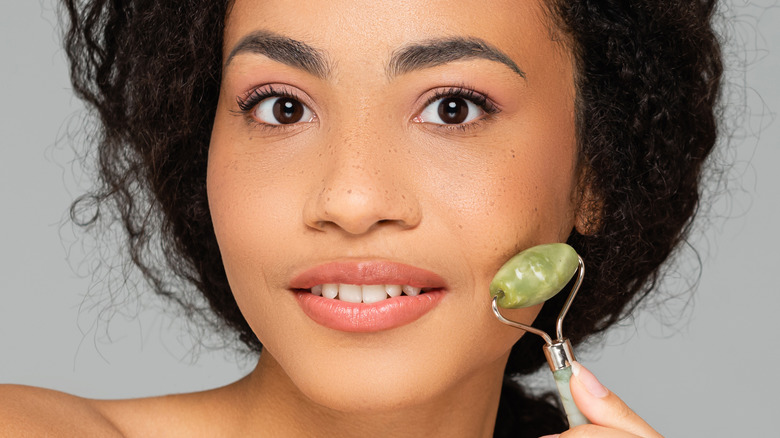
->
<box><xmin>60</xmin><ymin>0</ymin><xmax>722</xmax><ymax>436</ymax></box>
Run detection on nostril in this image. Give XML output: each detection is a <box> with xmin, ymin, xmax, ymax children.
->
<box><xmin>303</xmin><ymin>173</ymin><xmax>422</xmax><ymax>234</ymax></box>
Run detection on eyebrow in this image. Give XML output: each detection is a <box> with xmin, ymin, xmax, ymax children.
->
<box><xmin>387</xmin><ymin>37</ymin><xmax>525</xmax><ymax>79</ymax></box>
<box><xmin>225</xmin><ymin>31</ymin><xmax>525</xmax><ymax>81</ymax></box>
<box><xmin>225</xmin><ymin>30</ymin><xmax>331</xmax><ymax>78</ymax></box>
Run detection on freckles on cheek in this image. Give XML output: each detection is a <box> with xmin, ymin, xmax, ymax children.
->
<box><xmin>453</xmin><ymin>156</ymin><xmax>574</xmax><ymax>260</ymax></box>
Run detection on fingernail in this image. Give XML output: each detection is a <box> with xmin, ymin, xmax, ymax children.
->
<box><xmin>571</xmin><ymin>361</ymin><xmax>609</xmax><ymax>398</ymax></box>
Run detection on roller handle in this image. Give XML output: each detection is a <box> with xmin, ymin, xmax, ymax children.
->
<box><xmin>552</xmin><ymin>366</ymin><xmax>590</xmax><ymax>428</ymax></box>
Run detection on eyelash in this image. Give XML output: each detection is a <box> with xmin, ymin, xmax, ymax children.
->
<box><xmin>233</xmin><ymin>85</ymin><xmax>499</xmax><ymax>130</ymax></box>
<box><xmin>235</xmin><ymin>84</ymin><xmax>303</xmax><ymax>115</ymax></box>
<box><xmin>235</xmin><ymin>84</ymin><xmax>320</xmax><ymax>132</ymax></box>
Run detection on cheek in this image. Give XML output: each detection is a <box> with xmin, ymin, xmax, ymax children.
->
<box><xmin>208</xmin><ymin>159</ymin><xmax>281</xmax><ymax>269</ymax></box>
<box><xmin>427</xmin><ymin>123</ymin><xmax>578</xmax><ymax>264</ymax></box>
<box><xmin>493</xmin><ymin>106</ymin><xmax>579</xmax><ymax>242</ymax></box>
<box><xmin>206</xmin><ymin>116</ymin><xmax>290</xmax><ymax>327</ymax></box>
<box><xmin>207</xmin><ymin>112</ymin><xmax>305</xmax><ymax>266</ymax></box>
<box><xmin>207</xmin><ymin>159</ymin><xmax>300</xmax><ymax>356</ymax></box>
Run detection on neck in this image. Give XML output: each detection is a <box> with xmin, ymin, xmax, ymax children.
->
<box><xmin>224</xmin><ymin>350</ymin><xmax>507</xmax><ymax>438</ymax></box>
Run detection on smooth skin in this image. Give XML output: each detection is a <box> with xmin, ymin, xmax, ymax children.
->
<box><xmin>1</xmin><ymin>1</ymin><xmax>663</xmax><ymax>437</ymax></box>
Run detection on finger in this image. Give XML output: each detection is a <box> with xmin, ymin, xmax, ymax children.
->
<box><xmin>567</xmin><ymin>362</ymin><xmax>662</xmax><ymax>438</ymax></box>
<box><xmin>541</xmin><ymin>423</ymin><xmax>643</xmax><ymax>437</ymax></box>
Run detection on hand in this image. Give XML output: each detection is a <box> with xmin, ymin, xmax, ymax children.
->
<box><xmin>541</xmin><ymin>362</ymin><xmax>664</xmax><ymax>438</ymax></box>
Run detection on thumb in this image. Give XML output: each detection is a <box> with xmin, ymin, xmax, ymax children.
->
<box><xmin>568</xmin><ymin>361</ymin><xmax>662</xmax><ymax>437</ymax></box>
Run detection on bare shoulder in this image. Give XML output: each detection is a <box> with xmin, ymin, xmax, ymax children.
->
<box><xmin>0</xmin><ymin>384</ymin><xmax>124</xmax><ymax>437</ymax></box>
<box><xmin>92</xmin><ymin>385</ymin><xmax>242</xmax><ymax>438</ymax></box>
<box><xmin>0</xmin><ymin>382</ymin><xmax>242</xmax><ymax>437</ymax></box>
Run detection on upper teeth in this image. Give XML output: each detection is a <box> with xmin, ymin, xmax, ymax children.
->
<box><xmin>310</xmin><ymin>284</ymin><xmax>424</xmax><ymax>303</ymax></box>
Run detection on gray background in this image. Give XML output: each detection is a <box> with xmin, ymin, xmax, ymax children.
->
<box><xmin>1</xmin><ymin>1</ymin><xmax>778</xmax><ymax>436</ymax></box>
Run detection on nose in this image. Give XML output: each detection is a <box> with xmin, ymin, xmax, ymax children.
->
<box><xmin>303</xmin><ymin>131</ymin><xmax>422</xmax><ymax>235</ymax></box>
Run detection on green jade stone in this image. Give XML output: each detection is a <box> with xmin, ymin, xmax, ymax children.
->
<box><xmin>553</xmin><ymin>366</ymin><xmax>590</xmax><ymax>427</ymax></box>
<box><xmin>489</xmin><ymin>243</ymin><xmax>579</xmax><ymax>309</ymax></box>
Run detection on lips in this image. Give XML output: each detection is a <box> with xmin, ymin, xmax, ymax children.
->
<box><xmin>289</xmin><ymin>261</ymin><xmax>447</xmax><ymax>289</ymax></box>
<box><xmin>289</xmin><ymin>261</ymin><xmax>448</xmax><ymax>332</ymax></box>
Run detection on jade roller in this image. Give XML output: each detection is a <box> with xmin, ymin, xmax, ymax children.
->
<box><xmin>489</xmin><ymin>243</ymin><xmax>589</xmax><ymax>428</ymax></box>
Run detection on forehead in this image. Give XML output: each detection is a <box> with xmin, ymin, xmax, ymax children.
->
<box><xmin>223</xmin><ymin>0</ymin><xmax>565</xmax><ymax>70</ymax></box>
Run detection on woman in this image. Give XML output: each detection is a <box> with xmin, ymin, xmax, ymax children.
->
<box><xmin>0</xmin><ymin>0</ymin><xmax>721</xmax><ymax>437</ymax></box>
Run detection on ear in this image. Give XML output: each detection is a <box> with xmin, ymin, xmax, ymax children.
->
<box><xmin>573</xmin><ymin>167</ymin><xmax>603</xmax><ymax>236</ymax></box>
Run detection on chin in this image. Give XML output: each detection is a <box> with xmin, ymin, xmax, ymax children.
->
<box><xmin>269</xmin><ymin>328</ymin><xmax>512</xmax><ymax>415</ymax></box>
<box><xmin>302</xmin><ymin>372</ymin><xmax>442</xmax><ymax>414</ymax></box>
<box><xmin>275</xmin><ymin>343</ymin><xmax>446</xmax><ymax>412</ymax></box>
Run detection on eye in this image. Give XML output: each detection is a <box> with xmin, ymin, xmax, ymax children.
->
<box><xmin>235</xmin><ymin>85</ymin><xmax>317</xmax><ymax>127</ymax></box>
<box><xmin>414</xmin><ymin>88</ymin><xmax>497</xmax><ymax>126</ymax></box>
<box><xmin>418</xmin><ymin>97</ymin><xmax>483</xmax><ymax>125</ymax></box>
<box><xmin>253</xmin><ymin>96</ymin><xmax>315</xmax><ymax>125</ymax></box>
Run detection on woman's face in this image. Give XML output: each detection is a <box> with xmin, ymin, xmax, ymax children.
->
<box><xmin>209</xmin><ymin>0</ymin><xmax>579</xmax><ymax>411</ymax></box>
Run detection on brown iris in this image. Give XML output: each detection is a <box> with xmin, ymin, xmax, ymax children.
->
<box><xmin>437</xmin><ymin>97</ymin><xmax>468</xmax><ymax>124</ymax></box>
<box><xmin>272</xmin><ymin>97</ymin><xmax>305</xmax><ymax>124</ymax></box>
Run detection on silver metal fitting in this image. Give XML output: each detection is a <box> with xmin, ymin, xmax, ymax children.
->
<box><xmin>543</xmin><ymin>338</ymin><xmax>575</xmax><ymax>371</ymax></box>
